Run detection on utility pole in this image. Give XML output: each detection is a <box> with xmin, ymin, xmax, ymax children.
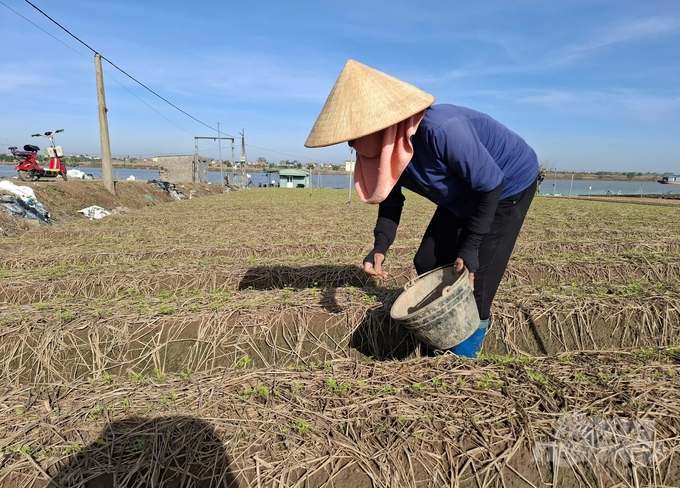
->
<box><xmin>194</xmin><ymin>136</ymin><xmax>233</xmax><ymax>184</ymax></box>
<box><xmin>194</xmin><ymin>137</ymin><xmax>199</xmax><ymax>181</ymax></box>
<box><xmin>94</xmin><ymin>53</ymin><xmax>114</xmax><ymax>194</ymax></box>
<box><xmin>240</xmin><ymin>129</ymin><xmax>247</xmax><ymax>188</ymax></box>
<box><xmin>231</xmin><ymin>140</ymin><xmax>235</xmax><ymax>179</ymax></box>
<box><xmin>218</xmin><ymin>122</ymin><xmax>223</xmax><ymax>187</ymax></box>
<box><xmin>347</xmin><ymin>147</ymin><xmax>354</xmax><ymax>212</ymax></box>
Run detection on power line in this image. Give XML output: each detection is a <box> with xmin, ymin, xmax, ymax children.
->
<box><xmin>4</xmin><ymin>1</ymin><xmax>328</xmax><ymax>163</ymax></box>
<box><xmin>2</xmin><ymin>4</ymin><xmax>205</xmax><ymax>144</ymax></box>
<box><xmin>0</xmin><ymin>0</ymin><xmax>201</xmax><ymax>138</ymax></box>
<box><xmin>244</xmin><ymin>144</ymin><xmax>342</xmax><ymax>165</ymax></box>
<box><xmin>109</xmin><ymin>79</ymin><xmax>198</xmax><ymax>138</ymax></box>
<box><xmin>22</xmin><ymin>0</ymin><xmax>233</xmax><ymax>137</ymax></box>
<box><xmin>0</xmin><ymin>1</ymin><xmax>81</xmax><ymax>56</ymax></box>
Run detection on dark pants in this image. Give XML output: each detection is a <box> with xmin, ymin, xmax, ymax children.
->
<box><xmin>413</xmin><ymin>180</ymin><xmax>536</xmax><ymax>320</ymax></box>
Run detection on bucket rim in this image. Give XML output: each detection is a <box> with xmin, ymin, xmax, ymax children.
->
<box><xmin>403</xmin><ymin>263</ymin><xmax>466</xmax><ymax>291</ymax></box>
<box><xmin>390</xmin><ymin>264</ymin><xmax>470</xmax><ymax>321</ymax></box>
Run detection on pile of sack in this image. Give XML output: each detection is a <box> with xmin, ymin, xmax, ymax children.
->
<box><xmin>0</xmin><ymin>180</ymin><xmax>51</xmax><ymax>224</ymax></box>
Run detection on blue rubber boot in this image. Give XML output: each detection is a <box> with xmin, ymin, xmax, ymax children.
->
<box><xmin>450</xmin><ymin>319</ymin><xmax>489</xmax><ymax>358</ymax></box>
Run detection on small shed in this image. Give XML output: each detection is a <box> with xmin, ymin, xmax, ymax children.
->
<box><xmin>658</xmin><ymin>175</ymin><xmax>680</xmax><ymax>184</ymax></box>
<box><xmin>154</xmin><ymin>155</ymin><xmax>209</xmax><ymax>183</ymax></box>
<box><xmin>277</xmin><ymin>169</ymin><xmax>310</xmax><ymax>189</ymax></box>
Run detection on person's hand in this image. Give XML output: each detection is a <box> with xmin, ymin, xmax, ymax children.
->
<box><xmin>364</xmin><ymin>253</ymin><xmax>388</xmax><ymax>280</ymax></box>
<box><xmin>454</xmin><ymin>257</ymin><xmax>474</xmax><ymax>290</ymax></box>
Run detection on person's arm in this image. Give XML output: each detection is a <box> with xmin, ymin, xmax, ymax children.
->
<box><xmin>363</xmin><ymin>185</ymin><xmax>404</xmax><ymax>278</ymax></box>
<box><xmin>455</xmin><ymin>180</ymin><xmax>503</xmax><ymax>273</ymax></box>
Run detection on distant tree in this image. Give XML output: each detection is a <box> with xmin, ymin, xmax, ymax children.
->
<box><xmin>257</xmin><ymin>157</ymin><xmax>268</xmax><ymax>164</ymax></box>
<box><xmin>536</xmin><ymin>165</ymin><xmax>547</xmax><ymax>194</ymax></box>
<box><xmin>331</xmin><ymin>165</ymin><xmax>339</xmax><ymax>171</ymax></box>
<box><xmin>625</xmin><ymin>172</ymin><xmax>636</xmax><ymax>180</ymax></box>
<box><xmin>306</xmin><ymin>163</ymin><xmax>315</xmax><ymax>170</ymax></box>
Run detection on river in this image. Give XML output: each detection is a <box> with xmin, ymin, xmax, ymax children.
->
<box><xmin>1</xmin><ymin>165</ymin><xmax>678</xmax><ymax>196</ymax></box>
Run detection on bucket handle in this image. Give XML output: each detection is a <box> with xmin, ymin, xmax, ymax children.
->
<box><xmin>404</xmin><ymin>264</ymin><xmax>465</xmax><ymax>291</ymax></box>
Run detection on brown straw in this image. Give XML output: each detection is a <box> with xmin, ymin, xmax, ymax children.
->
<box><xmin>305</xmin><ymin>59</ymin><xmax>435</xmax><ymax>148</ymax></box>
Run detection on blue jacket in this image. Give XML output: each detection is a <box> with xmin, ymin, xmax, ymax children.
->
<box><xmin>400</xmin><ymin>104</ymin><xmax>539</xmax><ymax>218</ymax></box>
<box><xmin>369</xmin><ymin>104</ymin><xmax>539</xmax><ymax>271</ymax></box>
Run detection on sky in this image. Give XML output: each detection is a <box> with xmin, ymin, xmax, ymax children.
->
<box><xmin>0</xmin><ymin>0</ymin><xmax>679</xmax><ymax>173</ymax></box>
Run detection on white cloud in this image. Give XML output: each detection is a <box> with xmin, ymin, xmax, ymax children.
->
<box><xmin>106</xmin><ymin>52</ymin><xmax>337</xmax><ymax>105</ymax></box>
<box><xmin>472</xmin><ymin>87</ymin><xmax>680</xmax><ymax>123</ymax></box>
<box><xmin>0</xmin><ymin>70</ymin><xmax>45</xmax><ymax>92</ymax></box>
<box><xmin>413</xmin><ymin>16</ymin><xmax>680</xmax><ymax>84</ymax></box>
<box><xmin>553</xmin><ymin>17</ymin><xmax>680</xmax><ymax>65</ymax></box>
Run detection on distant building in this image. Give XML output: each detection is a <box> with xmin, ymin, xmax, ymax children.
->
<box><xmin>276</xmin><ymin>169</ymin><xmax>310</xmax><ymax>188</ymax></box>
<box><xmin>345</xmin><ymin>160</ymin><xmax>355</xmax><ymax>172</ymax></box>
<box><xmin>658</xmin><ymin>175</ymin><xmax>680</xmax><ymax>185</ymax></box>
<box><xmin>154</xmin><ymin>155</ymin><xmax>209</xmax><ymax>183</ymax></box>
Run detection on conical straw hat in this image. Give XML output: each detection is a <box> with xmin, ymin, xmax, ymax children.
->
<box><xmin>305</xmin><ymin>60</ymin><xmax>435</xmax><ymax>148</ymax></box>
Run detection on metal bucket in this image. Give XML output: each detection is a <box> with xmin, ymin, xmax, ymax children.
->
<box><xmin>390</xmin><ymin>264</ymin><xmax>480</xmax><ymax>350</ymax></box>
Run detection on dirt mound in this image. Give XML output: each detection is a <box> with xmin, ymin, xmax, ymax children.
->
<box><xmin>0</xmin><ymin>178</ymin><xmax>224</xmax><ymax>236</ymax></box>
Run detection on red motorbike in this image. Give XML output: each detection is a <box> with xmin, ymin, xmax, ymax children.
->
<box><xmin>9</xmin><ymin>129</ymin><xmax>68</xmax><ymax>181</ymax></box>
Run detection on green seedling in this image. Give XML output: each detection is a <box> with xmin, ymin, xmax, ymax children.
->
<box><xmin>527</xmin><ymin>371</ymin><xmax>547</xmax><ymax>385</ymax></box>
<box><xmin>243</xmin><ymin>385</ymin><xmax>270</xmax><ymax>401</ymax></box>
<box><xmin>57</xmin><ymin>310</ymin><xmax>76</xmax><ymax>322</ymax></box>
<box><xmin>130</xmin><ymin>372</ymin><xmax>147</xmax><ymax>384</ymax></box>
<box><xmin>292</xmin><ymin>419</ymin><xmax>310</xmax><ymax>435</ymax></box>
<box><xmin>371</xmin><ymin>384</ymin><xmax>396</xmax><ymax>396</ymax></box>
<box><xmin>89</xmin><ymin>405</ymin><xmax>104</xmax><ymax>420</ymax></box>
<box><xmin>325</xmin><ymin>377</ymin><xmax>352</xmax><ymax>395</ymax></box>
<box><xmin>597</xmin><ymin>372</ymin><xmax>611</xmax><ymax>381</ymax></box>
<box><xmin>477</xmin><ymin>372</ymin><xmax>503</xmax><ymax>390</ymax></box>
<box><xmin>157</xmin><ymin>302</ymin><xmax>175</xmax><ymax>315</ymax></box>
<box><xmin>234</xmin><ymin>356</ymin><xmax>253</xmax><ymax>369</ymax></box>
<box><xmin>179</xmin><ymin>369</ymin><xmax>193</xmax><ymax>380</ymax></box>
<box><xmin>409</xmin><ymin>382</ymin><xmax>430</xmax><ymax>393</ymax></box>
<box><xmin>153</xmin><ymin>368</ymin><xmax>165</xmax><ymax>381</ymax></box>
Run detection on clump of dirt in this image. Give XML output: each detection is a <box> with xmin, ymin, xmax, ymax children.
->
<box><xmin>0</xmin><ymin>178</ymin><xmax>224</xmax><ymax>236</ymax></box>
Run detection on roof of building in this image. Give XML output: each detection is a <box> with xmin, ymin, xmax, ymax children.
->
<box><xmin>276</xmin><ymin>169</ymin><xmax>310</xmax><ymax>177</ymax></box>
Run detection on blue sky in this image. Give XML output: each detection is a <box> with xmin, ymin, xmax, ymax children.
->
<box><xmin>1</xmin><ymin>0</ymin><xmax>678</xmax><ymax>172</ymax></box>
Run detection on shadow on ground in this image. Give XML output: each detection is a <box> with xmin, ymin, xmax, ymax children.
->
<box><xmin>239</xmin><ymin>265</ymin><xmax>419</xmax><ymax>360</ymax></box>
<box><xmin>238</xmin><ymin>264</ymin><xmax>371</xmax><ymax>313</ymax></box>
<box><xmin>349</xmin><ymin>305</ymin><xmax>421</xmax><ymax>360</ymax></box>
<box><xmin>46</xmin><ymin>416</ymin><xmax>237</xmax><ymax>487</ymax></box>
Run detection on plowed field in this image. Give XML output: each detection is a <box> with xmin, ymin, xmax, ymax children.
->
<box><xmin>1</xmin><ymin>182</ymin><xmax>680</xmax><ymax>487</ymax></box>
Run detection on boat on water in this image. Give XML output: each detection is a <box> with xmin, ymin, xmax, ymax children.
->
<box><xmin>658</xmin><ymin>175</ymin><xmax>680</xmax><ymax>185</ymax></box>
